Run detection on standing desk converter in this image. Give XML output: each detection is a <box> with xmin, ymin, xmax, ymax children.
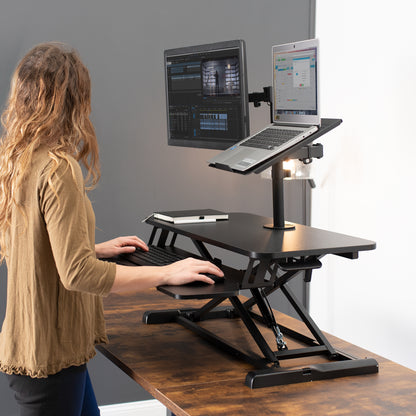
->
<box><xmin>138</xmin><ymin>212</ymin><xmax>378</xmax><ymax>388</ymax></box>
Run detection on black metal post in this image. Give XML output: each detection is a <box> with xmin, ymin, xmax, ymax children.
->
<box><xmin>263</xmin><ymin>161</ymin><xmax>295</xmax><ymax>230</ymax></box>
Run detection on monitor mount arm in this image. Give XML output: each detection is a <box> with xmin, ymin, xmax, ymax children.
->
<box><xmin>248</xmin><ymin>86</ymin><xmax>273</xmax><ymax>124</ymax></box>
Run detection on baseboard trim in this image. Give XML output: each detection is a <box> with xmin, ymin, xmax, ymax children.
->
<box><xmin>99</xmin><ymin>399</ymin><xmax>166</xmax><ymax>416</ymax></box>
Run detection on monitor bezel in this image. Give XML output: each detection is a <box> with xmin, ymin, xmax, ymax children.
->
<box><xmin>164</xmin><ymin>39</ymin><xmax>250</xmax><ymax>150</ymax></box>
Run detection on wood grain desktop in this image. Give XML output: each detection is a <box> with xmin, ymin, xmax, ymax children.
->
<box><xmin>98</xmin><ymin>289</ymin><xmax>416</xmax><ymax>416</ymax></box>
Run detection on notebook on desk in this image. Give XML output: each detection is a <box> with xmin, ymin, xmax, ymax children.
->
<box><xmin>208</xmin><ymin>38</ymin><xmax>320</xmax><ymax>173</ymax></box>
<box><xmin>153</xmin><ymin>209</ymin><xmax>228</xmax><ymax>224</ymax></box>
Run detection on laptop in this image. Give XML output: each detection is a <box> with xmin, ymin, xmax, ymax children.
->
<box><xmin>208</xmin><ymin>38</ymin><xmax>320</xmax><ymax>173</ymax></box>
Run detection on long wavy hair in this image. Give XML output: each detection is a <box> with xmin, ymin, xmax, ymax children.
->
<box><xmin>0</xmin><ymin>42</ymin><xmax>100</xmax><ymax>261</ymax></box>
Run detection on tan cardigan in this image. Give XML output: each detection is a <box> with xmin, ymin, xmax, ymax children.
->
<box><xmin>0</xmin><ymin>145</ymin><xmax>116</xmax><ymax>378</ymax></box>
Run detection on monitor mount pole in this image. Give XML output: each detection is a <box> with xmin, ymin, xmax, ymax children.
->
<box><xmin>265</xmin><ymin>161</ymin><xmax>294</xmax><ymax>230</ymax></box>
<box><xmin>249</xmin><ymin>86</ymin><xmax>295</xmax><ymax>230</ymax></box>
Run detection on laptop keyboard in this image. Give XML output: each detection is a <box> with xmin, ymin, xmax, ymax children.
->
<box><xmin>241</xmin><ymin>128</ymin><xmax>303</xmax><ymax>150</ymax></box>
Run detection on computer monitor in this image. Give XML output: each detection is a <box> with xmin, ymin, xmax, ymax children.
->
<box><xmin>164</xmin><ymin>40</ymin><xmax>250</xmax><ymax>150</ymax></box>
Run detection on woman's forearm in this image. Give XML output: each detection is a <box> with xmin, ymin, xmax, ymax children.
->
<box><xmin>111</xmin><ymin>264</ymin><xmax>167</xmax><ymax>293</ymax></box>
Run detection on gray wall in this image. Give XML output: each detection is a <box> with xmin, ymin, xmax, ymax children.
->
<box><xmin>0</xmin><ymin>0</ymin><xmax>314</xmax><ymax>412</ymax></box>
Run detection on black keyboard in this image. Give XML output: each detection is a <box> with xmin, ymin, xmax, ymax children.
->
<box><xmin>121</xmin><ymin>245</ymin><xmax>223</xmax><ymax>283</ymax></box>
<box><xmin>241</xmin><ymin>128</ymin><xmax>303</xmax><ymax>150</ymax></box>
<box><xmin>125</xmin><ymin>245</ymin><xmax>186</xmax><ymax>266</ymax></box>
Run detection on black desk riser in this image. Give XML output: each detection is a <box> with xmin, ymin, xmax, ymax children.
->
<box><xmin>122</xmin><ymin>118</ymin><xmax>378</xmax><ymax>388</ymax></box>
<box><xmin>128</xmin><ymin>211</ymin><xmax>379</xmax><ymax>389</ymax></box>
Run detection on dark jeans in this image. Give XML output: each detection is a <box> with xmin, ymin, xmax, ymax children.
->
<box><xmin>6</xmin><ymin>364</ymin><xmax>100</xmax><ymax>416</ymax></box>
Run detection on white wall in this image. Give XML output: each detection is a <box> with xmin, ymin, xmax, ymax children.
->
<box><xmin>310</xmin><ymin>0</ymin><xmax>416</xmax><ymax>370</ymax></box>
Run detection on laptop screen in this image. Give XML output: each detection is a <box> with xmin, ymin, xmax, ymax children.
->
<box><xmin>272</xmin><ymin>39</ymin><xmax>319</xmax><ymax>126</ymax></box>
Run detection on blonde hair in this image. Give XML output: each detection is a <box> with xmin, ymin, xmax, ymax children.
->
<box><xmin>0</xmin><ymin>42</ymin><xmax>100</xmax><ymax>260</ymax></box>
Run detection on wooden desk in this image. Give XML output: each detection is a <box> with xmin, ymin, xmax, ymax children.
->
<box><xmin>97</xmin><ymin>289</ymin><xmax>416</xmax><ymax>416</ymax></box>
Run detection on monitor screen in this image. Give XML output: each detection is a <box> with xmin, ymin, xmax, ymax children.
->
<box><xmin>164</xmin><ymin>40</ymin><xmax>250</xmax><ymax>150</ymax></box>
<box><xmin>272</xmin><ymin>39</ymin><xmax>319</xmax><ymax>126</ymax></box>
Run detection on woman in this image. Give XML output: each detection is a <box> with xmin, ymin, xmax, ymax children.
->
<box><xmin>0</xmin><ymin>42</ymin><xmax>222</xmax><ymax>416</ymax></box>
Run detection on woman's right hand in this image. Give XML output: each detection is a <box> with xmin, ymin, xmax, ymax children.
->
<box><xmin>112</xmin><ymin>257</ymin><xmax>224</xmax><ymax>294</ymax></box>
<box><xmin>162</xmin><ymin>257</ymin><xmax>224</xmax><ymax>286</ymax></box>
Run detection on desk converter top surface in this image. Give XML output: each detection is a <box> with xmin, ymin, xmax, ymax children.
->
<box><xmin>146</xmin><ymin>212</ymin><xmax>376</xmax><ymax>259</ymax></box>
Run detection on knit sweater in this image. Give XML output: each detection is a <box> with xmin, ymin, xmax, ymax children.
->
<box><xmin>0</xmin><ymin>145</ymin><xmax>116</xmax><ymax>377</ymax></box>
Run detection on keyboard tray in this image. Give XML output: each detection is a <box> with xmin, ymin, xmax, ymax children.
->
<box><xmin>158</xmin><ymin>263</ymin><xmax>241</xmax><ymax>299</ymax></box>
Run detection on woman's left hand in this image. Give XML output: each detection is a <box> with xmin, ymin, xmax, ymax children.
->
<box><xmin>95</xmin><ymin>236</ymin><xmax>148</xmax><ymax>259</ymax></box>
